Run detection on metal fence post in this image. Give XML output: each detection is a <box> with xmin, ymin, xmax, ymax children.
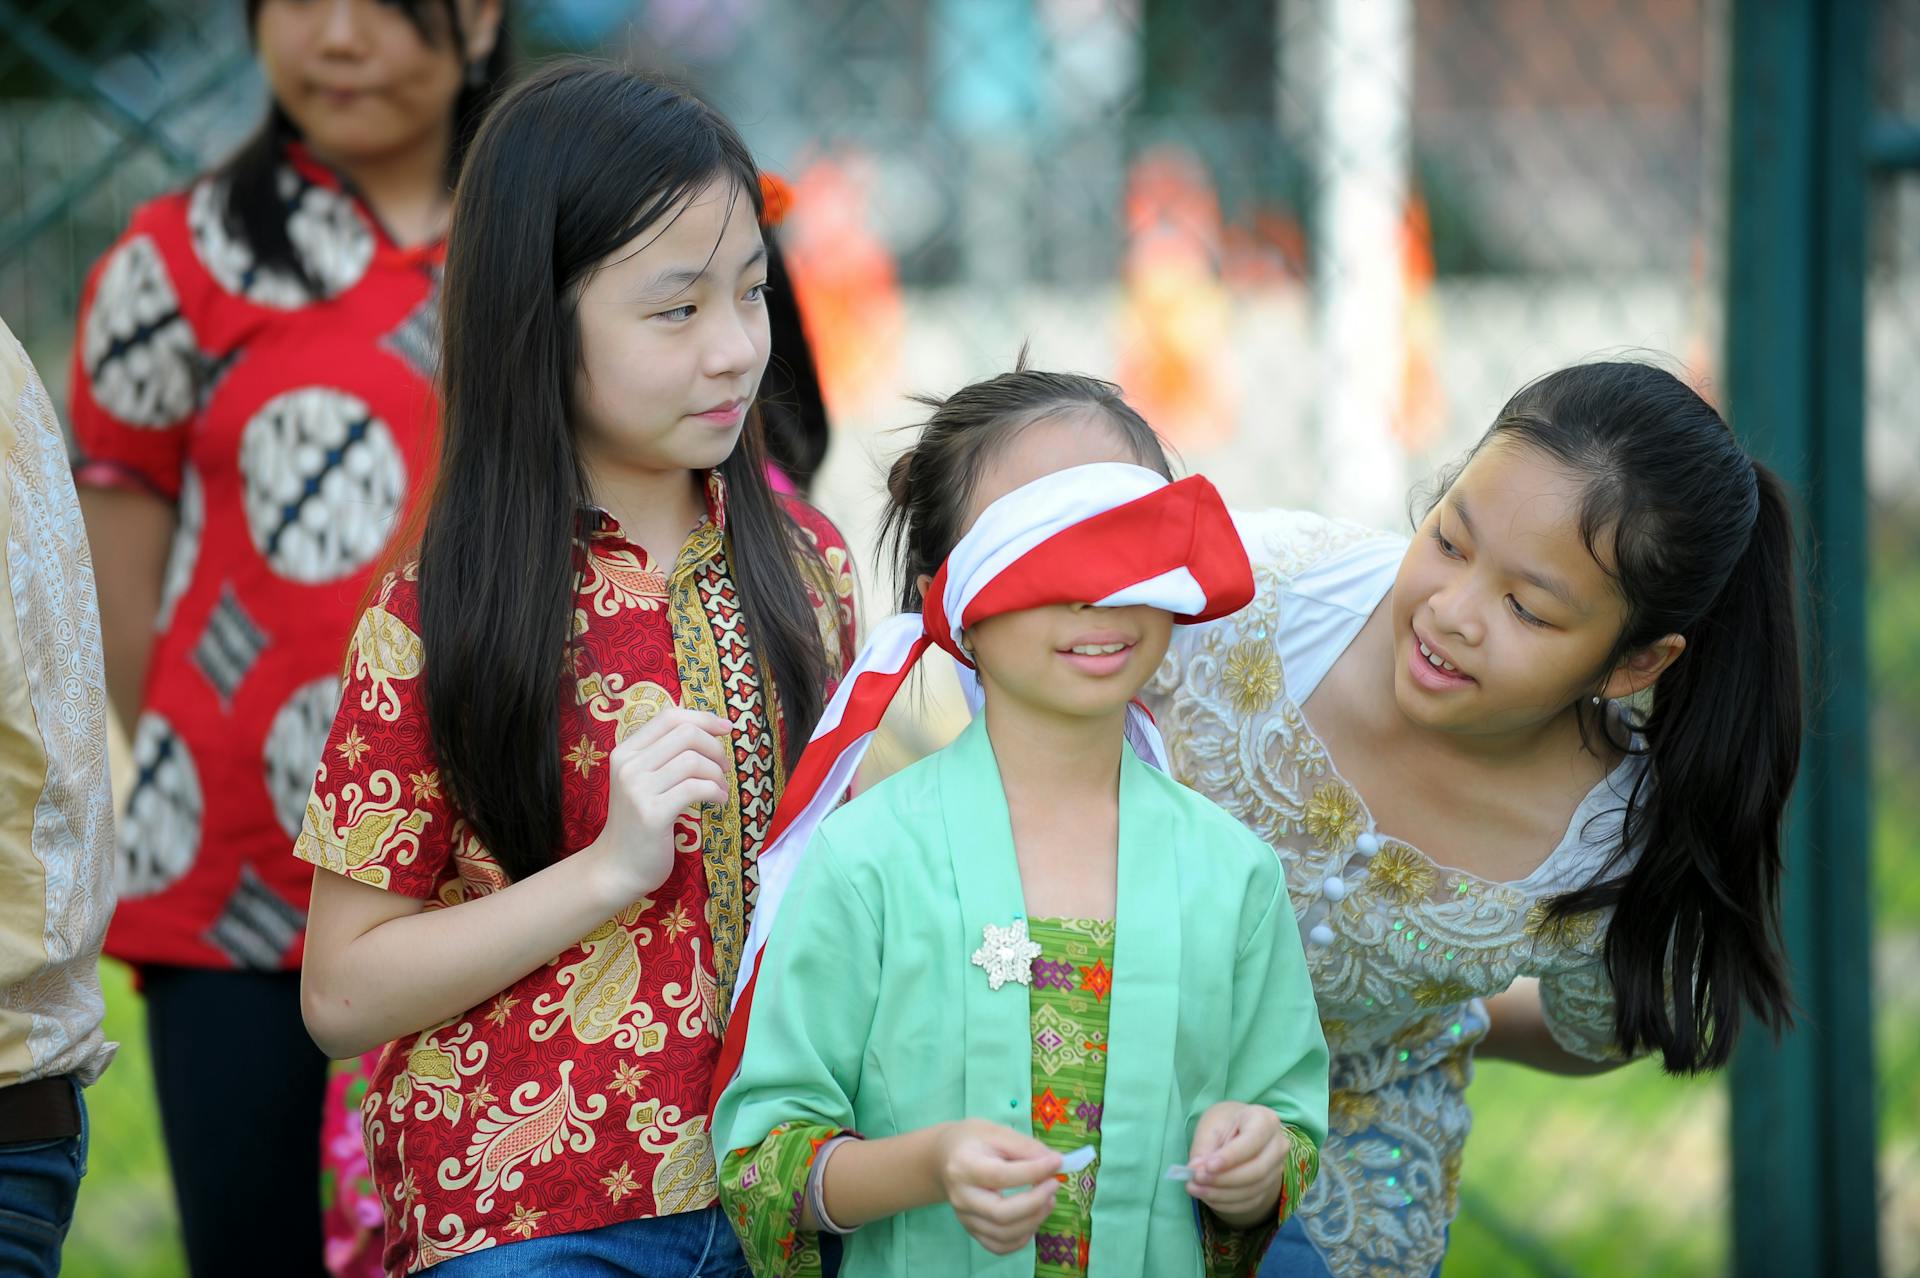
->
<box><xmin>1725</xmin><ymin>1</ymin><xmax>1879</xmax><ymax>1274</ymax></box>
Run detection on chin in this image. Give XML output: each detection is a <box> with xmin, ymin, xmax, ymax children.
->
<box><xmin>678</xmin><ymin>432</ymin><xmax>747</xmax><ymax>474</ymax></box>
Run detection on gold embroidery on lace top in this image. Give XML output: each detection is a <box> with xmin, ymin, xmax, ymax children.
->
<box><xmin>1148</xmin><ymin>513</ymin><xmax>1625</xmax><ymax>1278</ymax></box>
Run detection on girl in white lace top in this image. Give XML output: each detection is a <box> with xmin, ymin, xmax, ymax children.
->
<box><xmin>1146</xmin><ymin>363</ymin><xmax>1802</xmax><ymax>1277</ymax></box>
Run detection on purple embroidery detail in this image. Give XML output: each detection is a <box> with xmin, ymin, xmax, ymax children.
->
<box><xmin>1035</xmin><ymin>1026</ymin><xmax>1065</xmax><ymax>1053</ymax></box>
<box><xmin>1079</xmin><ymin>1170</ymin><xmax>1097</xmax><ymax>1199</ymax></box>
<box><xmin>1074</xmin><ymin>1101</ymin><xmax>1103</xmax><ymax>1132</ymax></box>
<box><xmin>1032</xmin><ymin>957</ymin><xmax>1076</xmax><ymax>990</ymax></box>
<box><xmin>1036</xmin><ymin>1232</ymin><xmax>1080</xmax><ymax>1265</ymax></box>
<box><xmin>740</xmin><ymin>1163</ymin><xmax>761</xmax><ymax>1189</ymax></box>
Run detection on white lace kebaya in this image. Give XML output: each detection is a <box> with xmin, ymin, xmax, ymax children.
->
<box><xmin>1146</xmin><ymin>509</ymin><xmax>1638</xmax><ymax>1278</ymax></box>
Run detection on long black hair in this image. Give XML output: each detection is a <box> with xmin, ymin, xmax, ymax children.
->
<box><xmin>1456</xmin><ymin>361</ymin><xmax>1801</xmax><ymax>1073</ymax></box>
<box><xmin>756</xmin><ymin>235</ymin><xmax>830</xmax><ymax>494</ymax></box>
<box><xmin>420</xmin><ymin>61</ymin><xmax>840</xmax><ymax>884</ymax></box>
<box><xmin>218</xmin><ymin>0</ymin><xmax>513</xmax><ymax>295</ymax></box>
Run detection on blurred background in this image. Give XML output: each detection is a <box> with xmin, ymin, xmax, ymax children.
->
<box><xmin>1</xmin><ymin>0</ymin><xmax>1913</xmax><ymax>1273</ymax></box>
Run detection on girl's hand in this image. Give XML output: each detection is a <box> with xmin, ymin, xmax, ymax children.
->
<box><xmin>1186</xmin><ymin>1101</ymin><xmax>1287</xmax><ymax>1227</ymax></box>
<box><xmin>587</xmin><ymin>708</ymin><xmax>733</xmax><ymax>904</ymax></box>
<box><xmin>933</xmin><ymin>1118</ymin><xmax>1062</xmax><ymax>1255</ymax></box>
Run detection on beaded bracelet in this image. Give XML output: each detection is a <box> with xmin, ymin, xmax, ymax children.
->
<box><xmin>806</xmin><ymin>1134</ymin><xmax>859</xmax><ymax>1235</ymax></box>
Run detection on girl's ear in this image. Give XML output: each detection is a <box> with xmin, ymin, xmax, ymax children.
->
<box><xmin>1600</xmin><ymin>633</ymin><xmax>1686</xmax><ymax>702</ymax></box>
<box><xmin>914</xmin><ymin>573</ymin><xmax>933</xmax><ymax>606</ymax></box>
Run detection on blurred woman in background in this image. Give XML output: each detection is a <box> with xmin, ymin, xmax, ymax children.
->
<box><xmin>70</xmin><ymin>2</ymin><xmax>509</xmax><ymax>1271</ymax></box>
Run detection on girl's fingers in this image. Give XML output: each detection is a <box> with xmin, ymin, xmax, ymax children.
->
<box><xmin>975</xmin><ymin>1150</ymin><xmax>1062</xmax><ymax>1192</ymax></box>
<box><xmin>628</xmin><ymin>719</ymin><xmax>732</xmax><ymax>774</ymax></box>
<box><xmin>1194</xmin><ymin>1144</ymin><xmax>1280</xmax><ymax>1190</ymax></box>
<box><xmin>1202</xmin><ymin>1119</ymin><xmax>1277</xmax><ymax>1176</ymax></box>
<box><xmin>615</xmin><ymin>708</ymin><xmax>728</xmax><ymax>755</ymax></box>
<box><xmin>1187</xmin><ymin>1103</ymin><xmax>1242</xmax><ymax>1168</ymax></box>
<box><xmin>965</xmin><ymin>1177</ymin><xmax>1056</xmax><ymax>1228</ymax></box>
<box><xmin>653</xmin><ymin>776</ymin><xmax>727</xmax><ymax>817</ymax></box>
<box><xmin>958</xmin><ymin>1183</ymin><xmax>1057</xmax><ymax>1250</ymax></box>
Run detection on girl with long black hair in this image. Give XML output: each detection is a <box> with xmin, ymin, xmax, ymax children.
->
<box><xmin>71</xmin><ymin>3</ymin><xmax>509</xmax><ymax>1271</ymax></box>
<box><xmin>1147</xmin><ymin>361</ymin><xmax>1801</xmax><ymax>1277</ymax></box>
<box><xmin>293</xmin><ymin>62</ymin><xmax>852</xmax><ymax>1276</ymax></box>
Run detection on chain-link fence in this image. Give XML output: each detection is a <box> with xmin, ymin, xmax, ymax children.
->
<box><xmin>3</xmin><ymin>1</ymin><xmax>1910</xmax><ymax>1275</ymax></box>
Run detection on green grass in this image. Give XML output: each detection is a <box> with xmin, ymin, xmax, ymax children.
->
<box><xmin>65</xmin><ymin>960</ymin><xmax>183</xmax><ymax>1278</ymax></box>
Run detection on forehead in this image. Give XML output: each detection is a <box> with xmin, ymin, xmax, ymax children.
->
<box><xmin>594</xmin><ymin>179</ymin><xmax>762</xmax><ymax>281</ymax></box>
<box><xmin>963</xmin><ymin>410</ymin><xmax>1146</xmax><ymax>530</ymax></box>
<box><xmin>1449</xmin><ymin>440</ymin><xmax>1617</xmax><ymax>583</ymax></box>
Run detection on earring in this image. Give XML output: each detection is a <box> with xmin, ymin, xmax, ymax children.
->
<box><xmin>1591</xmin><ymin>695</ymin><xmax>1602</xmax><ymax>706</ymax></box>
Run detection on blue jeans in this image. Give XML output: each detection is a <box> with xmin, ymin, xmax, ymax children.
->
<box><xmin>430</xmin><ymin>1206</ymin><xmax>747</xmax><ymax>1278</ymax></box>
<box><xmin>1260</xmin><ymin>1215</ymin><xmax>1447</xmax><ymax>1277</ymax></box>
<box><xmin>0</xmin><ymin>1078</ymin><xmax>88</xmax><ymax>1278</ymax></box>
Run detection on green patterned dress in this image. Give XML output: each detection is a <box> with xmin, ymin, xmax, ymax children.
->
<box><xmin>1025</xmin><ymin>916</ymin><xmax>1115</xmax><ymax>1275</ymax></box>
<box><xmin>720</xmin><ymin>917</ymin><xmax>1309</xmax><ymax>1276</ymax></box>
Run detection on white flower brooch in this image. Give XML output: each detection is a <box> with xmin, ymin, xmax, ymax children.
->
<box><xmin>970</xmin><ymin>918</ymin><xmax>1043</xmax><ymax>990</ymax></box>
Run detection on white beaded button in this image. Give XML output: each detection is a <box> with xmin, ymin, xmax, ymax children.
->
<box><xmin>1308</xmin><ymin>923</ymin><xmax>1336</xmax><ymax>947</ymax></box>
<box><xmin>1355</xmin><ymin>832</ymin><xmax>1382</xmax><ymax>857</ymax></box>
<box><xmin>1321</xmin><ymin>875</ymin><xmax>1348</xmax><ymax>902</ymax></box>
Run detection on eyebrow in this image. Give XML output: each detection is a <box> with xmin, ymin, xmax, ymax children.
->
<box><xmin>1450</xmin><ymin>497</ymin><xmax>1586</xmax><ymax>614</ymax></box>
<box><xmin>636</xmin><ymin>244</ymin><xmax>768</xmax><ymax>299</ymax></box>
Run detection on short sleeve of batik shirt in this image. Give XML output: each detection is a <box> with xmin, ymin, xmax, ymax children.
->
<box><xmin>68</xmin><ymin>197</ymin><xmax>199</xmax><ymax>501</ymax></box>
<box><xmin>1537</xmin><ymin>962</ymin><xmax>1630</xmax><ymax>1063</ymax></box>
<box><xmin>293</xmin><ymin>572</ymin><xmax>453</xmax><ymax>898</ymax></box>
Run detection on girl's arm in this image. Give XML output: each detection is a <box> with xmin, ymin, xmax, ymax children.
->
<box><xmin>77</xmin><ymin>486</ymin><xmax>175</xmax><ymax>728</ymax></box>
<box><xmin>717</xmin><ymin>834</ymin><xmax>1060</xmax><ymax>1267</ymax></box>
<box><xmin>1479</xmin><ymin>977</ymin><xmax>1628</xmax><ymax>1076</ymax></box>
<box><xmin>1192</xmin><ymin>844</ymin><xmax>1329</xmax><ymax>1266</ymax></box>
<box><xmin>815</xmin><ymin>1119</ymin><xmax>1058</xmax><ymax>1249</ymax></box>
<box><xmin>301</xmin><ymin>707</ymin><xmax>732</xmax><ymax>1059</ymax></box>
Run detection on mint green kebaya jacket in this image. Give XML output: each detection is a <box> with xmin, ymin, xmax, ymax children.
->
<box><xmin>716</xmin><ymin>716</ymin><xmax>1329</xmax><ymax>1276</ymax></box>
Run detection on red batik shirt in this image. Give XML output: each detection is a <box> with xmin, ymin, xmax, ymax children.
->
<box><xmin>293</xmin><ymin>475</ymin><xmax>855</xmax><ymax>1274</ymax></box>
<box><xmin>69</xmin><ymin>143</ymin><xmax>442</xmax><ymax>970</ymax></box>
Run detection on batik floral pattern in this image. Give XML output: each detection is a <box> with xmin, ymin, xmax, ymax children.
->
<box><xmin>297</xmin><ymin>479</ymin><xmax>854</xmax><ymax>1274</ymax></box>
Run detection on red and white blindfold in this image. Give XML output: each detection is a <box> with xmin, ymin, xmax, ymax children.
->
<box><xmin>712</xmin><ymin>462</ymin><xmax>1254</xmax><ymax>1106</ymax></box>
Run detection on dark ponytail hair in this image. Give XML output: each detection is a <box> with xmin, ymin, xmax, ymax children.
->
<box><xmin>880</xmin><ymin>358</ymin><xmax>1173</xmax><ymax>611</ymax></box>
<box><xmin>218</xmin><ymin>0</ymin><xmax>513</xmax><ymax>296</ymax></box>
<box><xmin>1462</xmin><ymin>361</ymin><xmax>1801</xmax><ymax>1073</ymax></box>
<box><xmin>756</xmin><ymin>236</ymin><xmax>830</xmax><ymax>494</ymax></box>
<box><xmin>419</xmin><ymin>62</ymin><xmax>839</xmax><ymax>884</ymax></box>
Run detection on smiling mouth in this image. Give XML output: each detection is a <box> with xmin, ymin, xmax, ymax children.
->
<box><xmin>1066</xmin><ymin>641</ymin><xmax>1130</xmax><ymax>656</ymax></box>
<box><xmin>1417</xmin><ymin>640</ymin><xmax>1459</xmax><ymax>673</ymax></box>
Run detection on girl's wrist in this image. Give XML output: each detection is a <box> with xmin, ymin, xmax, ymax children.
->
<box><xmin>1207</xmin><ymin>1190</ymin><xmax>1281</xmax><ymax>1231</ymax></box>
<box><xmin>575</xmin><ymin>837</ymin><xmax>650</xmax><ymax>913</ymax></box>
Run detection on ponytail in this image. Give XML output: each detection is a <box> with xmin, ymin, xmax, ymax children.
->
<box><xmin>1475</xmin><ymin>362</ymin><xmax>1802</xmax><ymax>1073</ymax></box>
<box><xmin>1555</xmin><ymin>463</ymin><xmax>1800</xmax><ymax>1071</ymax></box>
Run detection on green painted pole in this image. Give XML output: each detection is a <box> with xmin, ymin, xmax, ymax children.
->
<box><xmin>1724</xmin><ymin>1</ymin><xmax>1879</xmax><ymax>1275</ymax></box>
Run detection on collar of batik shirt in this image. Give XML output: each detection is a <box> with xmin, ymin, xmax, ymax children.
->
<box><xmin>577</xmin><ymin>469</ymin><xmax>730</xmax><ymax>579</ymax></box>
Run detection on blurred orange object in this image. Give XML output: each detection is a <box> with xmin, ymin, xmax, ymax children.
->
<box><xmin>1117</xmin><ymin>147</ymin><xmax>1239</xmax><ymax>451</ymax></box>
<box><xmin>778</xmin><ymin>154</ymin><xmax>902</xmax><ymax>419</ymax></box>
<box><xmin>759</xmin><ymin>172</ymin><xmax>794</xmax><ymax>228</ymax></box>
<box><xmin>1395</xmin><ymin>192</ymin><xmax>1444</xmax><ymax>453</ymax></box>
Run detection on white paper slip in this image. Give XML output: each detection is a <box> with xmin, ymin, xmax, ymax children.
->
<box><xmin>1058</xmin><ymin>1145</ymin><xmax>1096</xmax><ymax>1175</ymax></box>
<box><xmin>1164</xmin><ymin>1163</ymin><xmax>1193</xmax><ymax>1182</ymax></box>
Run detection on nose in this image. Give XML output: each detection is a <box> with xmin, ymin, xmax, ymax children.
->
<box><xmin>700</xmin><ymin>305</ymin><xmax>765</xmax><ymax>383</ymax></box>
<box><xmin>1428</xmin><ymin>577</ymin><xmax>1485</xmax><ymax>648</ymax></box>
<box><xmin>315</xmin><ymin>0</ymin><xmax>371</xmax><ymax>55</ymax></box>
